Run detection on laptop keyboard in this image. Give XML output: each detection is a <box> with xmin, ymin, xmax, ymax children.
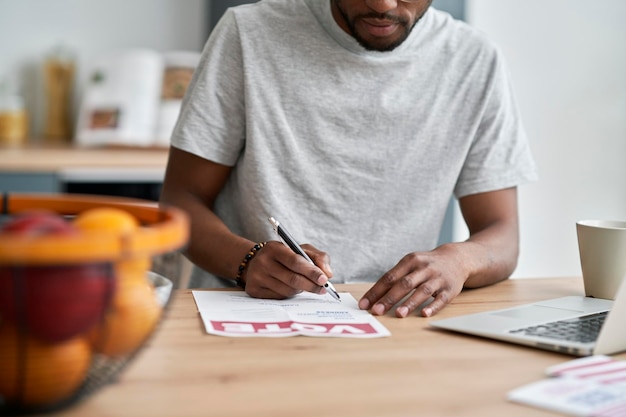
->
<box><xmin>509</xmin><ymin>311</ymin><xmax>608</xmax><ymax>343</ymax></box>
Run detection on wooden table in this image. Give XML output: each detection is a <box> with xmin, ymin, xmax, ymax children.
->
<box><xmin>51</xmin><ymin>277</ymin><xmax>625</xmax><ymax>417</ymax></box>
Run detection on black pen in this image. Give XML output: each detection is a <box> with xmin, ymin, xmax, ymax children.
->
<box><xmin>268</xmin><ymin>216</ymin><xmax>341</xmax><ymax>302</ymax></box>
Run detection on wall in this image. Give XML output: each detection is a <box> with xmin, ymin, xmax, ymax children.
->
<box><xmin>462</xmin><ymin>0</ymin><xmax>626</xmax><ymax>278</ymax></box>
<box><xmin>0</xmin><ymin>0</ymin><xmax>206</xmax><ymax>139</ymax></box>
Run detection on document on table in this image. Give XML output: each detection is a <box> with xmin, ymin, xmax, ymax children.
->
<box><xmin>192</xmin><ymin>291</ymin><xmax>391</xmax><ymax>338</ymax></box>
<box><xmin>508</xmin><ymin>355</ymin><xmax>626</xmax><ymax>416</ymax></box>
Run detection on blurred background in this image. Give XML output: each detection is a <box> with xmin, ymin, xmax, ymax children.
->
<box><xmin>463</xmin><ymin>1</ymin><xmax>626</xmax><ymax>280</ymax></box>
<box><xmin>0</xmin><ymin>0</ymin><xmax>624</xmax><ymax>279</ymax></box>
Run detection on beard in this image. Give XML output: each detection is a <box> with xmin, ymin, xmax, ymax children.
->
<box><xmin>333</xmin><ymin>1</ymin><xmax>419</xmax><ymax>52</ymax></box>
<box><xmin>331</xmin><ymin>0</ymin><xmax>432</xmax><ymax>52</ymax></box>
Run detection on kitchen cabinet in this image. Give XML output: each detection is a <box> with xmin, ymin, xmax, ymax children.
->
<box><xmin>0</xmin><ymin>172</ymin><xmax>60</xmax><ymax>193</ymax></box>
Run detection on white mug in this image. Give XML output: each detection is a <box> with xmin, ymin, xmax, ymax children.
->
<box><xmin>576</xmin><ymin>219</ymin><xmax>626</xmax><ymax>300</ymax></box>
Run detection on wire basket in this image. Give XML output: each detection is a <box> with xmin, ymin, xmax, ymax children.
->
<box><xmin>0</xmin><ymin>193</ymin><xmax>189</xmax><ymax>415</ymax></box>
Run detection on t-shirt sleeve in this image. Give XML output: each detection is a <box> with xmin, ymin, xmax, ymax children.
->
<box><xmin>454</xmin><ymin>46</ymin><xmax>538</xmax><ymax>198</ymax></box>
<box><xmin>170</xmin><ymin>9</ymin><xmax>246</xmax><ymax>167</ymax></box>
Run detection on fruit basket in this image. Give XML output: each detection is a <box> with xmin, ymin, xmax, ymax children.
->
<box><xmin>0</xmin><ymin>193</ymin><xmax>189</xmax><ymax>415</ymax></box>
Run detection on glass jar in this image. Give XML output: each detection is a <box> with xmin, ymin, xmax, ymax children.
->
<box><xmin>0</xmin><ymin>84</ymin><xmax>28</xmax><ymax>146</ymax></box>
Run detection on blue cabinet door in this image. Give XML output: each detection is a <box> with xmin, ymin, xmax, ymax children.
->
<box><xmin>0</xmin><ymin>172</ymin><xmax>60</xmax><ymax>193</ymax></box>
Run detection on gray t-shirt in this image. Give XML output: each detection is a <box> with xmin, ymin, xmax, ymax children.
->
<box><xmin>172</xmin><ymin>0</ymin><xmax>538</xmax><ymax>288</ymax></box>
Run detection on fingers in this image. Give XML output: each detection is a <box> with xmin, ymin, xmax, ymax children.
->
<box><xmin>245</xmin><ymin>241</ymin><xmax>329</xmax><ymax>298</ymax></box>
<box><xmin>365</xmin><ymin>277</ymin><xmax>451</xmax><ymax>318</ymax></box>
<box><xmin>302</xmin><ymin>244</ymin><xmax>333</xmax><ymax>278</ymax></box>
<box><xmin>358</xmin><ymin>253</ymin><xmax>463</xmax><ymax>318</ymax></box>
<box><xmin>420</xmin><ymin>292</ymin><xmax>450</xmax><ymax>317</ymax></box>
<box><xmin>358</xmin><ymin>258</ymin><xmax>415</xmax><ymax>313</ymax></box>
<box><xmin>250</xmin><ymin>283</ymin><xmax>301</xmax><ymax>300</ymax></box>
<box><xmin>362</xmin><ymin>274</ymin><xmax>439</xmax><ymax>317</ymax></box>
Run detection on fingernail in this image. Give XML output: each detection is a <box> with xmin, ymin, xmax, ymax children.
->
<box><xmin>359</xmin><ymin>299</ymin><xmax>370</xmax><ymax>310</ymax></box>
<box><xmin>397</xmin><ymin>306</ymin><xmax>408</xmax><ymax>318</ymax></box>
<box><xmin>317</xmin><ymin>275</ymin><xmax>328</xmax><ymax>286</ymax></box>
<box><xmin>372</xmin><ymin>303</ymin><xmax>385</xmax><ymax>315</ymax></box>
<box><xmin>325</xmin><ymin>263</ymin><xmax>333</xmax><ymax>275</ymax></box>
<box><xmin>423</xmin><ymin>307</ymin><xmax>432</xmax><ymax>317</ymax></box>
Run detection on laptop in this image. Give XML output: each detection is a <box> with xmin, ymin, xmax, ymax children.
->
<box><xmin>429</xmin><ymin>275</ymin><xmax>626</xmax><ymax>356</ymax></box>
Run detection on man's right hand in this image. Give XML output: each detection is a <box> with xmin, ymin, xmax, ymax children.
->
<box><xmin>242</xmin><ymin>241</ymin><xmax>333</xmax><ymax>299</ymax></box>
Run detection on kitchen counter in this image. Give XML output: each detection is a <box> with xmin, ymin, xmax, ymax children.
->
<box><xmin>0</xmin><ymin>143</ymin><xmax>170</xmax><ymax>195</ymax></box>
<box><xmin>0</xmin><ymin>143</ymin><xmax>169</xmax><ymax>173</ymax></box>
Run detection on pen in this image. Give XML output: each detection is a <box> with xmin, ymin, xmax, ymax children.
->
<box><xmin>268</xmin><ymin>216</ymin><xmax>341</xmax><ymax>302</ymax></box>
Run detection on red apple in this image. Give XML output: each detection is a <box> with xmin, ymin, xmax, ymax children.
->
<box><xmin>1</xmin><ymin>210</ymin><xmax>77</xmax><ymax>236</ymax></box>
<box><xmin>0</xmin><ymin>211</ymin><xmax>116</xmax><ymax>343</ymax></box>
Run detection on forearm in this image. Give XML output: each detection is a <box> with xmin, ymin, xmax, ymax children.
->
<box><xmin>437</xmin><ymin>218</ymin><xmax>519</xmax><ymax>289</ymax></box>
<box><xmin>182</xmin><ymin>198</ymin><xmax>253</xmax><ymax>281</ymax></box>
<box><xmin>159</xmin><ymin>148</ymin><xmax>256</xmax><ymax>282</ymax></box>
<box><xmin>159</xmin><ymin>185</ymin><xmax>252</xmax><ymax>282</ymax></box>
<box><xmin>445</xmin><ymin>187</ymin><xmax>520</xmax><ymax>288</ymax></box>
<box><xmin>167</xmin><ymin>202</ymin><xmax>244</xmax><ymax>279</ymax></box>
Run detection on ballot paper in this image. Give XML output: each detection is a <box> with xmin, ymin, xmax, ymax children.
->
<box><xmin>508</xmin><ymin>355</ymin><xmax>626</xmax><ymax>416</ymax></box>
<box><xmin>192</xmin><ymin>291</ymin><xmax>390</xmax><ymax>338</ymax></box>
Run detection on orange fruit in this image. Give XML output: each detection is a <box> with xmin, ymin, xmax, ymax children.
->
<box><xmin>0</xmin><ymin>322</ymin><xmax>91</xmax><ymax>408</ymax></box>
<box><xmin>73</xmin><ymin>206</ymin><xmax>150</xmax><ymax>277</ymax></box>
<box><xmin>89</xmin><ymin>275</ymin><xmax>161</xmax><ymax>357</ymax></box>
<box><xmin>74</xmin><ymin>207</ymin><xmax>159</xmax><ymax>358</ymax></box>
<box><xmin>73</xmin><ymin>207</ymin><xmax>139</xmax><ymax>235</ymax></box>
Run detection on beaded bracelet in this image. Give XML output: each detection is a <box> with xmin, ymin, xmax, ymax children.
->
<box><xmin>235</xmin><ymin>241</ymin><xmax>267</xmax><ymax>289</ymax></box>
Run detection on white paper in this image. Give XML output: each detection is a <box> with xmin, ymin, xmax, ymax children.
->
<box><xmin>192</xmin><ymin>291</ymin><xmax>390</xmax><ymax>338</ymax></box>
<box><xmin>508</xmin><ymin>378</ymin><xmax>626</xmax><ymax>417</ymax></box>
<box><xmin>508</xmin><ymin>355</ymin><xmax>626</xmax><ymax>417</ymax></box>
<box><xmin>546</xmin><ymin>355</ymin><xmax>626</xmax><ymax>384</ymax></box>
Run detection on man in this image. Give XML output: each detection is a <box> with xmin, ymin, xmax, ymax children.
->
<box><xmin>160</xmin><ymin>0</ymin><xmax>537</xmax><ymax>318</ymax></box>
